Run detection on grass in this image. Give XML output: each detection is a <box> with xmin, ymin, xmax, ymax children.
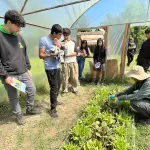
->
<box><xmin>0</xmin><ymin>55</ymin><xmax>149</xmax><ymax>150</ymax></box>
<box><xmin>0</xmin><ymin>60</ymin><xmax>97</xmax><ymax>150</ymax></box>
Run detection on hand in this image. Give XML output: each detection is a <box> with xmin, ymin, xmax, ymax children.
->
<box><xmin>28</xmin><ymin>70</ymin><xmax>32</xmax><ymax>78</ymax></box>
<box><xmin>5</xmin><ymin>76</ymin><xmax>12</xmax><ymax>85</ymax></box>
<box><xmin>108</xmin><ymin>94</ymin><xmax>116</xmax><ymax>100</ymax></box>
<box><xmin>78</xmin><ymin>52</ymin><xmax>81</xmax><ymax>56</ymax></box>
<box><xmin>54</xmin><ymin>39</ymin><xmax>61</xmax><ymax>48</ymax></box>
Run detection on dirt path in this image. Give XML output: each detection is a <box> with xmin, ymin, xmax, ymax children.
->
<box><xmin>0</xmin><ymin>85</ymin><xmax>96</xmax><ymax>150</ymax></box>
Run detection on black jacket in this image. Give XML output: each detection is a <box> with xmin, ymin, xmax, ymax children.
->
<box><xmin>137</xmin><ymin>39</ymin><xmax>150</xmax><ymax>63</ymax></box>
<box><xmin>0</xmin><ymin>31</ymin><xmax>31</xmax><ymax>78</ymax></box>
<box><xmin>93</xmin><ymin>46</ymin><xmax>106</xmax><ymax>64</ymax></box>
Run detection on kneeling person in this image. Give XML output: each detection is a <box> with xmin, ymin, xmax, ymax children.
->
<box><xmin>109</xmin><ymin>65</ymin><xmax>150</xmax><ymax>120</ymax></box>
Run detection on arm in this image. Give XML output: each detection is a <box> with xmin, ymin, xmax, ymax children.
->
<box><xmin>101</xmin><ymin>47</ymin><xmax>107</xmax><ymax>63</ymax></box>
<box><xmin>87</xmin><ymin>47</ymin><xmax>91</xmax><ymax>57</ymax></box>
<box><xmin>137</xmin><ymin>43</ymin><xmax>144</xmax><ymax>62</ymax></box>
<box><xmin>116</xmin><ymin>84</ymin><xmax>135</xmax><ymax>97</ymax></box>
<box><xmin>0</xmin><ymin>58</ymin><xmax>8</xmax><ymax>79</ymax></box>
<box><xmin>118</xmin><ymin>81</ymin><xmax>150</xmax><ymax>101</ymax></box>
<box><xmin>0</xmin><ymin>57</ymin><xmax>12</xmax><ymax>85</ymax></box>
<box><xmin>39</xmin><ymin>38</ymin><xmax>57</xmax><ymax>59</ymax></box>
<box><xmin>66</xmin><ymin>41</ymin><xmax>77</xmax><ymax>57</ymax></box>
<box><xmin>24</xmin><ymin>45</ymin><xmax>31</xmax><ymax>70</ymax></box>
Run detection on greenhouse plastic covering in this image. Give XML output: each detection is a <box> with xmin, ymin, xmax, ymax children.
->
<box><xmin>0</xmin><ymin>0</ymin><xmax>150</xmax><ymax>101</ymax></box>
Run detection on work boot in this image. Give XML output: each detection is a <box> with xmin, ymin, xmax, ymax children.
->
<box><xmin>73</xmin><ymin>91</ymin><xmax>79</xmax><ymax>96</ymax></box>
<box><xmin>26</xmin><ymin>107</ymin><xmax>41</xmax><ymax>115</ymax></box>
<box><xmin>96</xmin><ymin>78</ymin><xmax>103</xmax><ymax>86</ymax></box>
<box><xmin>16</xmin><ymin>113</ymin><xmax>25</xmax><ymax>125</ymax></box>
<box><xmin>50</xmin><ymin>109</ymin><xmax>58</xmax><ymax>118</ymax></box>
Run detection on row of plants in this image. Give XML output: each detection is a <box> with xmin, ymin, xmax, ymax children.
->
<box><xmin>62</xmin><ymin>85</ymin><xmax>135</xmax><ymax>150</ymax></box>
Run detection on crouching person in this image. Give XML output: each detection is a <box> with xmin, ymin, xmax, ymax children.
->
<box><xmin>0</xmin><ymin>10</ymin><xmax>40</xmax><ymax>125</ymax></box>
<box><xmin>109</xmin><ymin>65</ymin><xmax>150</xmax><ymax>121</ymax></box>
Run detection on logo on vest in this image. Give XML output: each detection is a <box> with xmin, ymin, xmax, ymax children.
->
<box><xmin>18</xmin><ymin>42</ymin><xmax>24</xmax><ymax>48</ymax></box>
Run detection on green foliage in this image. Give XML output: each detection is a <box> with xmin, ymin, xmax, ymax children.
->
<box><xmin>62</xmin><ymin>86</ymin><xmax>134</xmax><ymax>150</ymax></box>
<box><xmin>113</xmin><ymin>136</ymin><xmax>130</xmax><ymax>150</ymax></box>
<box><xmin>130</xmin><ymin>26</ymin><xmax>149</xmax><ymax>51</ymax></box>
<box><xmin>83</xmin><ymin>139</ymin><xmax>104</xmax><ymax>150</ymax></box>
<box><xmin>63</xmin><ymin>143</ymin><xmax>80</xmax><ymax>150</ymax></box>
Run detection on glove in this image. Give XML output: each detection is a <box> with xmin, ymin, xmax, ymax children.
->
<box><xmin>116</xmin><ymin>99</ymin><xmax>120</xmax><ymax>105</ymax></box>
<box><xmin>108</xmin><ymin>94</ymin><xmax>116</xmax><ymax>100</ymax></box>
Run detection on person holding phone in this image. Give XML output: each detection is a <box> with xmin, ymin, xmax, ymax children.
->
<box><xmin>92</xmin><ymin>38</ymin><xmax>107</xmax><ymax>85</ymax></box>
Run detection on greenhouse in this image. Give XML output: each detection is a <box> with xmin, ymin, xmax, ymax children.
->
<box><xmin>0</xmin><ymin>0</ymin><xmax>150</xmax><ymax>149</ymax></box>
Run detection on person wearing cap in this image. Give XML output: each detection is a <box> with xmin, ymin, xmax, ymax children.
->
<box><xmin>127</xmin><ymin>38</ymin><xmax>136</xmax><ymax>67</ymax></box>
<box><xmin>137</xmin><ymin>28</ymin><xmax>150</xmax><ymax>72</ymax></box>
<box><xmin>109</xmin><ymin>65</ymin><xmax>150</xmax><ymax>120</ymax></box>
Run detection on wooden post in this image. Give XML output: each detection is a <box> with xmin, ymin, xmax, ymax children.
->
<box><xmin>120</xmin><ymin>24</ymin><xmax>130</xmax><ymax>81</ymax></box>
<box><xmin>105</xmin><ymin>26</ymin><xmax>110</xmax><ymax>50</ymax></box>
<box><xmin>104</xmin><ymin>26</ymin><xmax>110</xmax><ymax>78</ymax></box>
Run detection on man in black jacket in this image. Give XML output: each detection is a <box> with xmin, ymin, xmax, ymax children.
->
<box><xmin>137</xmin><ymin>28</ymin><xmax>150</xmax><ymax>72</ymax></box>
<box><xmin>0</xmin><ymin>10</ymin><xmax>40</xmax><ymax>125</ymax></box>
<box><xmin>127</xmin><ymin>38</ymin><xmax>136</xmax><ymax>67</ymax></box>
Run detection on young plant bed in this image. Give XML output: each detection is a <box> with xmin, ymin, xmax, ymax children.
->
<box><xmin>61</xmin><ymin>85</ymin><xmax>135</xmax><ymax>150</ymax></box>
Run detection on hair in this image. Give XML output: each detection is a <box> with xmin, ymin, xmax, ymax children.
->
<box><xmin>51</xmin><ymin>24</ymin><xmax>63</xmax><ymax>34</ymax></box>
<box><xmin>94</xmin><ymin>38</ymin><xmax>106</xmax><ymax>58</ymax></box>
<box><xmin>145</xmin><ymin>28</ymin><xmax>150</xmax><ymax>34</ymax></box>
<box><xmin>4</xmin><ymin>10</ymin><xmax>25</xmax><ymax>27</ymax></box>
<box><xmin>63</xmin><ymin>28</ymin><xmax>71</xmax><ymax>35</ymax></box>
<box><xmin>80</xmin><ymin>40</ymin><xmax>89</xmax><ymax>56</ymax></box>
<box><xmin>96</xmin><ymin>38</ymin><xmax>104</xmax><ymax>47</ymax></box>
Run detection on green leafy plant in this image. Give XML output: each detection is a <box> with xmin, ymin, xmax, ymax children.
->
<box><xmin>83</xmin><ymin>139</ymin><xmax>104</xmax><ymax>150</ymax></box>
<box><xmin>63</xmin><ymin>143</ymin><xmax>80</xmax><ymax>150</ymax></box>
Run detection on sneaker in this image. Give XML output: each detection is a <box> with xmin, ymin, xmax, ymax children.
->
<box><xmin>73</xmin><ymin>91</ymin><xmax>79</xmax><ymax>96</ymax></box>
<box><xmin>50</xmin><ymin>109</ymin><xmax>58</xmax><ymax>118</ymax></box>
<box><xmin>91</xmin><ymin>78</ymin><xmax>96</xmax><ymax>85</ymax></box>
<box><xmin>57</xmin><ymin>101</ymin><xmax>64</xmax><ymax>106</ymax></box>
<box><xmin>78</xmin><ymin>81</ymin><xmax>80</xmax><ymax>86</ymax></box>
<box><xmin>26</xmin><ymin>107</ymin><xmax>41</xmax><ymax>115</ymax></box>
<box><xmin>16</xmin><ymin>113</ymin><xmax>25</xmax><ymax>125</ymax></box>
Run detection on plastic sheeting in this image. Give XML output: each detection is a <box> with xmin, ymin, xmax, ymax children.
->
<box><xmin>0</xmin><ymin>0</ymin><xmax>99</xmax><ymax>28</ymax></box>
<box><xmin>108</xmin><ymin>25</ymin><xmax>125</xmax><ymax>57</ymax></box>
<box><xmin>72</xmin><ymin>0</ymin><xmax>150</xmax><ymax>29</ymax></box>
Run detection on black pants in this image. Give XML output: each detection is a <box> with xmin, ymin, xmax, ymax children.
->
<box><xmin>131</xmin><ymin>99</ymin><xmax>150</xmax><ymax>118</ymax></box>
<box><xmin>127</xmin><ymin>53</ymin><xmax>134</xmax><ymax>66</ymax></box>
<box><xmin>45</xmin><ymin>69</ymin><xmax>61</xmax><ymax>110</ymax></box>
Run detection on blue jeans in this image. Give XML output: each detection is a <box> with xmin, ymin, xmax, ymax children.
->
<box><xmin>77</xmin><ymin>57</ymin><xmax>85</xmax><ymax>80</ymax></box>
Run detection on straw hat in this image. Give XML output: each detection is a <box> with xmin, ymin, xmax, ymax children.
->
<box><xmin>126</xmin><ymin>65</ymin><xmax>150</xmax><ymax>80</ymax></box>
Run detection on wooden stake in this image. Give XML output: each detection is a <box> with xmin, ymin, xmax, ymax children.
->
<box><xmin>105</xmin><ymin>26</ymin><xmax>110</xmax><ymax>50</ymax></box>
<box><xmin>120</xmin><ymin>24</ymin><xmax>130</xmax><ymax>81</ymax></box>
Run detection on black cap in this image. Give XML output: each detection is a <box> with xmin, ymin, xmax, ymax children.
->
<box><xmin>145</xmin><ymin>28</ymin><xmax>150</xmax><ymax>34</ymax></box>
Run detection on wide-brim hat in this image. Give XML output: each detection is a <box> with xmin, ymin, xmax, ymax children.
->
<box><xmin>126</xmin><ymin>65</ymin><xmax>150</xmax><ymax>80</ymax></box>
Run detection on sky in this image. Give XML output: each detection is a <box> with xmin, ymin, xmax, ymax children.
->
<box><xmin>73</xmin><ymin>0</ymin><xmax>150</xmax><ymax>27</ymax></box>
<box><xmin>0</xmin><ymin>0</ymin><xmax>150</xmax><ymax>28</ymax></box>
